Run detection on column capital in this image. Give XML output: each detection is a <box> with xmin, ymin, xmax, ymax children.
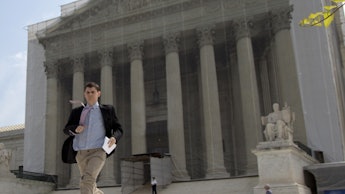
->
<box><xmin>127</xmin><ymin>40</ymin><xmax>144</xmax><ymax>61</ymax></box>
<box><xmin>98</xmin><ymin>48</ymin><xmax>114</xmax><ymax>67</ymax></box>
<box><xmin>196</xmin><ymin>25</ymin><xmax>215</xmax><ymax>47</ymax></box>
<box><xmin>44</xmin><ymin>61</ymin><xmax>59</xmax><ymax>79</ymax></box>
<box><xmin>72</xmin><ymin>55</ymin><xmax>85</xmax><ymax>73</ymax></box>
<box><xmin>233</xmin><ymin>19</ymin><xmax>253</xmax><ymax>40</ymax></box>
<box><xmin>163</xmin><ymin>32</ymin><xmax>180</xmax><ymax>54</ymax></box>
<box><xmin>271</xmin><ymin>5</ymin><xmax>293</xmax><ymax>34</ymax></box>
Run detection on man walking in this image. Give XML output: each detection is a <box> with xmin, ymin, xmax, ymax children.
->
<box><xmin>264</xmin><ymin>184</ymin><xmax>273</xmax><ymax>194</ymax></box>
<box><xmin>151</xmin><ymin>177</ymin><xmax>158</xmax><ymax>194</ymax></box>
<box><xmin>63</xmin><ymin>82</ymin><xmax>123</xmax><ymax>194</ymax></box>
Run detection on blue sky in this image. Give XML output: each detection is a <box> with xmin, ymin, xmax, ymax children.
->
<box><xmin>0</xmin><ymin>1</ymin><xmax>75</xmax><ymax>127</ymax></box>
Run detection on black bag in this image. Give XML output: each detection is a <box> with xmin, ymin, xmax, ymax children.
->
<box><xmin>62</xmin><ymin>136</ymin><xmax>77</xmax><ymax>164</ymax></box>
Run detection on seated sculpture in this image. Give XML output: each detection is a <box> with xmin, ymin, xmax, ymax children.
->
<box><xmin>261</xmin><ymin>103</ymin><xmax>295</xmax><ymax>142</ymax></box>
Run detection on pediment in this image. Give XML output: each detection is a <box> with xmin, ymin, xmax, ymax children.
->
<box><xmin>39</xmin><ymin>0</ymin><xmax>101</xmax><ymax>38</ymax></box>
<box><xmin>38</xmin><ymin>0</ymin><xmax>287</xmax><ymax>45</ymax></box>
<box><xmin>40</xmin><ymin>0</ymin><xmax>179</xmax><ymax>40</ymax></box>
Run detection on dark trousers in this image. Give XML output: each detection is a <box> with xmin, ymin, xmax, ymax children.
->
<box><xmin>152</xmin><ymin>185</ymin><xmax>157</xmax><ymax>194</ymax></box>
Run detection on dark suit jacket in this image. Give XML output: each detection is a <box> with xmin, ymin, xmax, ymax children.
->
<box><xmin>62</xmin><ymin>104</ymin><xmax>123</xmax><ymax>163</ymax></box>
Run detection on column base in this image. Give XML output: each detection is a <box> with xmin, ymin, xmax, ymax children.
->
<box><xmin>0</xmin><ymin>176</ymin><xmax>55</xmax><ymax>194</ymax></box>
<box><xmin>254</xmin><ymin>183</ymin><xmax>312</xmax><ymax>194</ymax></box>
<box><xmin>97</xmin><ymin>177</ymin><xmax>116</xmax><ymax>187</ymax></box>
<box><xmin>66</xmin><ymin>178</ymin><xmax>79</xmax><ymax>189</ymax></box>
<box><xmin>243</xmin><ymin>169</ymin><xmax>259</xmax><ymax>176</ymax></box>
<box><xmin>205</xmin><ymin>168</ymin><xmax>230</xmax><ymax>179</ymax></box>
<box><xmin>66</xmin><ymin>164</ymin><xmax>80</xmax><ymax>189</ymax></box>
<box><xmin>0</xmin><ymin>172</ymin><xmax>16</xmax><ymax>179</ymax></box>
<box><xmin>172</xmin><ymin>169</ymin><xmax>191</xmax><ymax>181</ymax></box>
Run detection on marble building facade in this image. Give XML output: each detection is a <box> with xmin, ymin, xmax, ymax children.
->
<box><xmin>24</xmin><ymin>0</ymin><xmax>345</xmax><ymax>189</ymax></box>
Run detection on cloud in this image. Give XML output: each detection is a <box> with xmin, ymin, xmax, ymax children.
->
<box><xmin>0</xmin><ymin>51</ymin><xmax>27</xmax><ymax>127</ymax></box>
<box><xmin>13</xmin><ymin>52</ymin><xmax>27</xmax><ymax>62</ymax></box>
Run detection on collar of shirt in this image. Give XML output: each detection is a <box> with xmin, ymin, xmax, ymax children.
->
<box><xmin>86</xmin><ymin>102</ymin><xmax>100</xmax><ymax>109</ymax></box>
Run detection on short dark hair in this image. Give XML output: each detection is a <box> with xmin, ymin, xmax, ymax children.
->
<box><xmin>84</xmin><ymin>82</ymin><xmax>101</xmax><ymax>91</ymax></box>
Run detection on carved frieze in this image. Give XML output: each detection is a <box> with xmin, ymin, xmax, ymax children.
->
<box><xmin>124</xmin><ymin>0</ymin><xmax>163</xmax><ymax>11</ymax></box>
<box><xmin>55</xmin><ymin>0</ymin><xmax>200</xmax><ymax>35</ymax></box>
<box><xmin>92</xmin><ymin>31</ymin><xmax>103</xmax><ymax>45</ymax></box>
<box><xmin>78</xmin><ymin>32</ymin><xmax>91</xmax><ymax>50</ymax></box>
<box><xmin>245</xmin><ymin>0</ymin><xmax>260</xmax><ymax>6</ymax></box>
<box><xmin>204</xmin><ymin>0</ymin><xmax>221</xmax><ymax>13</ymax></box>
<box><xmin>45</xmin><ymin>39</ymin><xmax>62</xmax><ymax>59</ymax></box>
<box><xmin>223</xmin><ymin>0</ymin><xmax>244</xmax><ymax>9</ymax></box>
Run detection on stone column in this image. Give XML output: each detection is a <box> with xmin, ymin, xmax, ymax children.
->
<box><xmin>44</xmin><ymin>60</ymin><xmax>59</xmax><ymax>175</ymax></box>
<box><xmin>271</xmin><ymin>6</ymin><xmax>306</xmax><ymax>142</ymax></box>
<box><xmin>163</xmin><ymin>32</ymin><xmax>190</xmax><ymax>181</ymax></box>
<box><xmin>234</xmin><ymin>19</ymin><xmax>261</xmax><ymax>174</ymax></box>
<box><xmin>127</xmin><ymin>41</ymin><xmax>147</xmax><ymax>155</ymax></box>
<box><xmin>267</xmin><ymin>42</ymin><xmax>281</xmax><ymax>105</ymax></box>
<box><xmin>98</xmin><ymin>48</ymin><xmax>117</xmax><ymax>186</ymax></box>
<box><xmin>259</xmin><ymin>58</ymin><xmax>272</xmax><ymax>114</ymax></box>
<box><xmin>67</xmin><ymin>55</ymin><xmax>85</xmax><ymax>188</ymax></box>
<box><xmin>196</xmin><ymin>25</ymin><xmax>229</xmax><ymax>178</ymax></box>
<box><xmin>99</xmin><ymin>48</ymin><xmax>114</xmax><ymax>104</ymax></box>
<box><xmin>72</xmin><ymin>55</ymin><xmax>85</xmax><ymax>105</ymax></box>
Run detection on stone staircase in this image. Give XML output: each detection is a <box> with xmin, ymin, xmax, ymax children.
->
<box><xmin>50</xmin><ymin>176</ymin><xmax>258</xmax><ymax>194</ymax></box>
<box><xmin>52</xmin><ymin>187</ymin><xmax>122</xmax><ymax>194</ymax></box>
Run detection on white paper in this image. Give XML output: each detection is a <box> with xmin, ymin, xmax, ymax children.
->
<box><xmin>69</xmin><ymin>100</ymin><xmax>85</xmax><ymax>107</ymax></box>
<box><xmin>102</xmin><ymin>136</ymin><xmax>117</xmax><ymax>154</ymax></box>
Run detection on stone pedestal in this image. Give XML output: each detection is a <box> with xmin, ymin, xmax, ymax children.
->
<box><xmin>252</xmin><ymin>141</ymin><xmax>318</xmax><ymax>194</ymax></box>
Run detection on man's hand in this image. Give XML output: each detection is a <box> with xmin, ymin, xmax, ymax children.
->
<box><xmin>108</xmin><ymin>137</ymin><xmax>117</xmax><ymax>147</ymax></box>
<box><xmin>75</xmin><ymin>125</ymin><xmax>85</xmax><ymax>133</ymax></box>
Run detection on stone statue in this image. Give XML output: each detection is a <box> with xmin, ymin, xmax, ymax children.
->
<box><xmin>0</xmin><ymin>143</ymin><xmax>13</xmax><ymax>176</ymax></box>
<box><xmin>261</xmin><ymin>103</ymin><xmax>295</xmax><ymax>142</ymax></box>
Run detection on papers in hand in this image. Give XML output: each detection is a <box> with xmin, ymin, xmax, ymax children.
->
<box><xmin>69</xmin><ymin>100</ymin><xmax>85</xmax><ymax>107</ymax></box>
<box><xmin>102</xmin><ymin>136</ymin><xmax>117</xmax><ymax>154</ymax></box>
